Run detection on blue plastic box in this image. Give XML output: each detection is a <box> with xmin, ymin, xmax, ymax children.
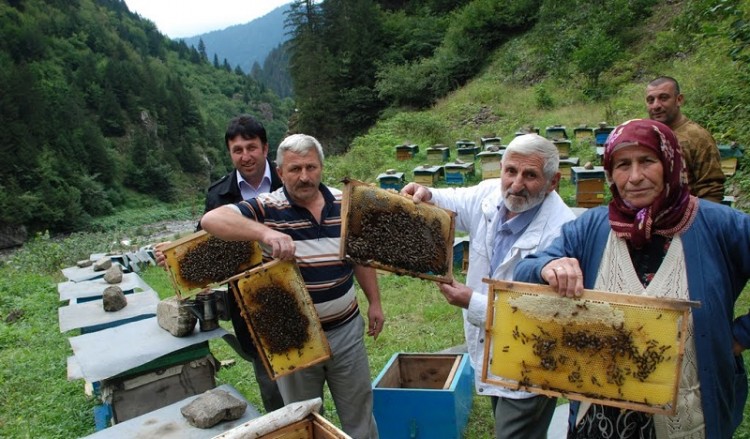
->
<box><xmin>372</xmin><ymin>353</ymin><xmax>474</xmax><ymax>439</ymax></box>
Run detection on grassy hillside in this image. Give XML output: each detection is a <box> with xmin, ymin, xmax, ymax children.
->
<box><xmin>323</xmin><ymin>1</ymin><xmax>750</xmax><ymax>211</ymax></box>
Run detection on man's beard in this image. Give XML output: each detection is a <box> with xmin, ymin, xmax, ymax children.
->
<box><xmin>502</xmin><ymin>184</ymin><xmax>548</xmax><ymax>213</ymax></box>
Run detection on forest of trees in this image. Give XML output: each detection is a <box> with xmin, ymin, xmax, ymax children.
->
<box><xmin>0</xmin><ymin>0</ymin><xmax>294</xmax><ymax>235</ymax></box>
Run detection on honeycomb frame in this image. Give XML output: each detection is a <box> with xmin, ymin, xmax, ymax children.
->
<box><xmin>228</xmin><ymin>259</ymin><xmax>331</xmax><ymax>380</ymax></box>
<box><xmin>161</xmin><ymin>230</ymin><xmax>263</xmax><ymax>299</ymax></box>
<box><xmin>482</xmin><ymin>280</ymin><xmax>700</xmax><ymax>415</ymax></box>
<box><xmin>339</xmin><ymin>178</ymin><xmax>456</xmax><ymax>283</ymax></box>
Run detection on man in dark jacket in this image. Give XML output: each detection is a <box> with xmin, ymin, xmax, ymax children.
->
<box><xmin>157</xmin><ymin>115</ymin><xmax>284</xmax><ymax>412</ymax></box>
<box><xmin>204</xmin><ymin>115</ymin><xmax>284</xmax><ymax>412</ymax></box>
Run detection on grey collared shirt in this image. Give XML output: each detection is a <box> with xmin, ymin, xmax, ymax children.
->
<box><xmin>489</xmin><ymin>203</ymin><xmax>542</xmax><ymax>274</ymax></box>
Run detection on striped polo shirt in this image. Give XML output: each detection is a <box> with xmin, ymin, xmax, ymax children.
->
<box><xmin>236</xmin><ymin>184</ymin><xmax>359</xmax><ymax>331</ymax></box>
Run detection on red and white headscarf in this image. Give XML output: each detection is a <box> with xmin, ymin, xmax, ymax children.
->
<box><xmin>603</xmin><ymin>119</ymin><xmax>698</xmax><ymax>248</ymax></box>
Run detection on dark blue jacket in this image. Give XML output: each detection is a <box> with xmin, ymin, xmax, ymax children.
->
<box><xmin>514</xmin><ymin>200</ymin><xmax>750</xmax><ymax>438</ymax></box>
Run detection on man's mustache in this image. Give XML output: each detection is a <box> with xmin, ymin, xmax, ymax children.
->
<box><xmin>506</xmin><ymin>188</ymin><xmax>529</xmax><ymax>198</ymax></box>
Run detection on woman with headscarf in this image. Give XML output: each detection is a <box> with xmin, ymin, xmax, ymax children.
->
<box><xmin>514</xmin><ymin>119</ymin><xmax>750</xmax><ymax>438</ymax></box>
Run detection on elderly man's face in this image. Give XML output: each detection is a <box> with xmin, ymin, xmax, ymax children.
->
<box><xmin>277</xmin><ymin>149</ymin><xmax>323</xmax><ymax>205</ymax></box>
<box><xmin>500</xmin><ymin>152</ymin><xmax>558</xmax><ymax>213</ymax></box>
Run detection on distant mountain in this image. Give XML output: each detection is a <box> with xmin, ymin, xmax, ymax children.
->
<box><xmin>181</xmin><ymin>4</ymin><xmax>291</xmax><ymax>75</ymax></box>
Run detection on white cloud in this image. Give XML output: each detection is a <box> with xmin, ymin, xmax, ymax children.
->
<box><xmin>124</xmin><ymin>0</ymin><xmax>291</xmax><ymax>38</ymax></box>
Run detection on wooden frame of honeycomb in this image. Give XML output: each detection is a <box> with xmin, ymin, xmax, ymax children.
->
<box><xmin>482</xmin><ymin>280</ymin><xmax>700</xmax><ymax>415</ymax></box>
<box><xmin>161</xmin><ymin>230</ymin><xmax>263</xmax><ymax>299</ymax></box>
<box><xmin>339</xmin><ymin>178</ymin><xmax>456</xmax><ymax>283</ymax></box>
<box><xmin>228</xmin><ymin>259</ymin><xmax>331</xmax><ymax>380</ymax></box>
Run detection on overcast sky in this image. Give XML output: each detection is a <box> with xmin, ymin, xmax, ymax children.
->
<box><xmin>124</xmin><ymin>0</ymin><xmax>291</xmax><ymax>39</ymax></box>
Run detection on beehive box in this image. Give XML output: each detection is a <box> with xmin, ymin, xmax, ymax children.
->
<box><xmin>456</xmin><ymin>146</ymin><xmax>480</xmax><ymax>162</ymax></box>
<box><xmin>396</xmin><ymin>143</ymin><xmax>419</xmax><ymax>161</ymax></box>
<box><xmin>546</xmin><ymin>125</ymin><xmax>568</xmax><ymax>140</ymax></box>
<box><xmin>376</xmin><ymin>170</ymin><xmax>406</xmax><ymax>191</ymax></box>
<box><xmin>558</xmin><ymin>157</ymin><xmax>580</xmax><ymax>180</ymax></box>
<box><xmin>340</xmin><ymin>178</ymin><xmax>456</xmax><ymax>283</ymax></box>
<box><xmin>426</xmin><ymin>145</ymin><xmax>450</xmax><ymax>164</ymax></box>
<box><xmin>372</xmin><ymin>353</ymin><xmax>473</xmax><ymax>439</ymax></box>
<box><xmin>574</xmin><ymin>126</ymin><xmax>595</xmax><ymax>141</ymax></box>
<box><xmin>478</xmin><ymin>150</ymin><xmax>503</xmax><ymax>179</ymax></box>
<box><xmin>412</xmin><ymin>164</ymin><xmax>443</xmax><ymax>187</ymax></box>
<box><xmin>594</xmin><ymin>125</ymin><xmax>614</xmax><ymax>146</ymax></box>
<box><xmin>572</xmin><ymin>166</ymin><xmax>606</xmax><ymax>208</ymax></box>
<box><xmin>228</xmin><ymin>259</ymin><xmax>331</xmax><ymax>380</ymax></box>
<box><xmin>482</xmin><ymin>280</ymin><xmax>698</xmax><ymax>415</ymax></box>
<box><xmin>480</xmin><ymin>136</ymin><xmax>502</xmax><ymax>150</ymax></box>
<box><xmin>254</xmin><ymin>413</ymin><xmax>349</xmax><ymax>439</ymax></box>
<box><xmin>444</xmin><ymin>161</ymin><xmax>475</xmax><ymax>185</ymax></box>
<box><xmin>161</xmin><ymin>230</ymin><xmax>263</xmax><ymax>299</ymax></box>
<box><xmin>718</xmin><ymin>143</ymin><xmax>743</xmax><ymax>176</ymax></box>
<box><xmin>515</xmin><ymin>126</ymin><xmax>540</xmax><ymax>136</ymax></box>
<box><xmin>213</xmin><ymin>399</ymin><xmax>349</xmax><ymax>439</ymax></box>
<box><xmin>553</xmin><ymin>139</ymin><xmax>572</xmax><ymax>159</ymax></box>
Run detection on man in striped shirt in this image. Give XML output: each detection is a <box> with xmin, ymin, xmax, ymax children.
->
<box><xmin>201</xmin><ymin>133</ymin><xmax>384</xmax><ymax>439</ymax></box>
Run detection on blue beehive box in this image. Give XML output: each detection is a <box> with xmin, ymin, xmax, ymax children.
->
<box><xmin>373</xmin><ymin>353</ymin><xmax>474</xmax><ymax>439</ymax></box>
<box><xmin>594</xmin><ymin>123</ymin><xmax>614</xmax><ymax>146</ymax></box>
<box><xmin>444</xmin><ymin>161</ymin><xmax>475</xmax><ymax>185</ymax></box>
<box><xmin>377</xmin><ymin>170</ymin><xmax>406</xmax><ymax>191</ymax></box>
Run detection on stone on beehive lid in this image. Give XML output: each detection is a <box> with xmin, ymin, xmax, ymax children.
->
<box><xmin>103</xmin><ymin>264</ymin><xmax>123</xmax><ymax>284</ymax></box>
<box><xmin>157</xmin><ymin>296</ymin><xmax>197</xmax><ymax>337</ymax></box>
<box><xmin>76</xmin><ymin>259</ymin><xmax>93</xmax><ymax>268</ymax></box>
<box><xmin>103</xmin><ymin>285</ymin><xmax>127</xmax><ymax>312</ymax></box>
<box><xmin>181</xmin><ymin>388</ymin><xmax>247</xmax><ymax>428</ymax></box>
<box><xmin>93</xmin><ymin>256</ymin><xmax>112</xmax><ymax>271</ymax></box>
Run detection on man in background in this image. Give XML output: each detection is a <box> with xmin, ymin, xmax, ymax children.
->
<box><xmin>646</xmin><ymin>76</ymin><xmax>725</xmax><ymax>202</ymax></box>
<box><xmin>156</xmin><ymin>114</ymin><xmax>284</xmax><ymax>413</ymax></box>
<box><xmin>401</xmin><ymin>134</ymin><xmax>576</xmax><ymax>439</ymax></box>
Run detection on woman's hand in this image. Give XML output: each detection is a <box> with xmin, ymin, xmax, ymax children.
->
<box><xmin>541</xmin><ymin>257</ymin><xmax>584</xmax><ymax>298</ymax></box>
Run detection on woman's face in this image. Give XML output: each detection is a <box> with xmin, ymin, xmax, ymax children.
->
<box><xmin>611</xmin><ymin>144</ymin><xmax>665</xmax><ymax>208</ymax></box>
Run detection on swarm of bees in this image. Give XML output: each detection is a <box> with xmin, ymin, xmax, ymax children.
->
<box><xmin>511</xmin><ymin>323</ymin><xmax>671</xmax><ymax>399</ymax></box>
<box><xmin>346</xmin><ymin>209</ymin><xmax>448</xmax><ymax>275</ymax></box>
<box><xmin>249</xmin><ymin>286</ymin><xmax>310</xmax><ymax>354</ymax></box>
<box><xmin>179</xmin><ymin>236</ymin><xmax>255</xmax><ymax>284</ymax></box>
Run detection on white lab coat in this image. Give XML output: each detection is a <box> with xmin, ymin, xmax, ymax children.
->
<box><xmin>430</xmin><ymin>179</ymin><xmax>576</xmax><ymax>398</ymax></box>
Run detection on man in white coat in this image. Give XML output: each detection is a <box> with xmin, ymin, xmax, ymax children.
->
<box><xmin>402</xmin><ymin>133</ymin><xmax>576</xmax><ymax>439</ymax></box>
